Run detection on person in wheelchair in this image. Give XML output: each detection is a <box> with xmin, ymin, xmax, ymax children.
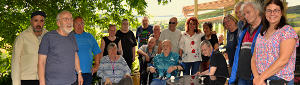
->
<box><xmin>195</xmin><ymin>40</ymin><xmax>229</xmax><ymax>85</ymax></box>
<box><xmin>97</xmin><ymin>43</ymin><xmax>132</xmax><ymax>85</ymax></box>
<box><xmin>148</xmin><ymin>40</ymin><xmax>183</xmax><ymax>85</ymax></box>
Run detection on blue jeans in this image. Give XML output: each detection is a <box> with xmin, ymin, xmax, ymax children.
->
<box><xmin>150</xmin><ymin>79</ymin><xmax>166</xmax><ymax>85</ymax></box>
<box><xmin>82</xmin><ymin>73</ymin><xmax>92</xmax><ymax>85</ymax></box>
<box><xmin>266</xmin><ymin>76</ymin><xmax>294</xmax><ymax>85</ymax></box>
<box><xmin>182</xmin><ymin>61</ymin><xmax>201</xmax><ymax>75</ymax></box>
<box><xmin>238</xmin><ymin>78</ymin><xmax>253</xmax><ymax>85</ymax></box>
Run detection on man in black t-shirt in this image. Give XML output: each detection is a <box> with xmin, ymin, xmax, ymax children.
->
<box><xmin>196</xmin><ymin>40</ymin><xmax>229</xmax><ymax>85</ymax></box>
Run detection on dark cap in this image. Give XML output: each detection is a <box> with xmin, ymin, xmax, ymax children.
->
<box><xmin>31</xmin><ymin>11</ymin><xmax>46</xmax><ymax>18</ymax></box>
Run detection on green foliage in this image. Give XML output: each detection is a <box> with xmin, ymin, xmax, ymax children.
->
<box><xmin>0</xmin><ymin>0</ymin><xmax>155</xmax><ymax>84</ymax></box>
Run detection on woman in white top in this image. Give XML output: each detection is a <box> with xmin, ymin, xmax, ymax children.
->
<box><xmin>179</xmin><ymin>17</ymin><xmax>204</xmax><ymax>75</ymax></box>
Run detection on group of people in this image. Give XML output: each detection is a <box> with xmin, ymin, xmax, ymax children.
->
<box><xmin>11</xmin><ymin>0</ymin><xmax>298</xmax><ymax>85</ymax></box>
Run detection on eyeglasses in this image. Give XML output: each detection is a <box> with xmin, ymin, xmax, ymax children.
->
<box><xmin>169</xmin><ymin>22</ymin><xmax>176</xmax><ymax>24</ymax></box>
<box><xmin>60</xmin><ymin>18</ymin><xmax>73</xmax><ymax>22</ymax></box>
<box><xmin>266</xmin><ymin>9</ymin><xmax>281</xmax><ymax>14</ymax></box>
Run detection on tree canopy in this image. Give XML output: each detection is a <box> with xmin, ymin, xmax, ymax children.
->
<box><xmin>0</xmin><ymin>0</ymin><xmax>151</xmax><ymax>50</ymax></box>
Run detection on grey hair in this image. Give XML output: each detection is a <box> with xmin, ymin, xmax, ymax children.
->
<box><xmin>200</xmin><ymin>40</ymin><xmax>212</xmax><ymax>48</ymax></box>
<box><xmin>153</xmin><ymin>24</ymin><xmax>160</xmax><ymax>30</ymax></box>
<box><xmin>107</xmin><ymin>43</ymin><xmax>117</xmax><ymax>51</ymax></box>
<box><xmin>234</xmin><ymin>1</ymin><xmax>244</xmax><ymax>10</ymax></box>
<box><xmin>56</xmin><ymin>10</ymin><xmax>72</xmax><ymax>21</ymax></box>
<box><xmin>240</xmin><ymin>1</ymin><xmax>263</xmax><ymax>16</ymax></box>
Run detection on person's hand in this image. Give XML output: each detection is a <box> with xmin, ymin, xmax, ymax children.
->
<box><xmin>149</xmin><ymin>66</ymin><xmax>156</xmax><ymax>73</ymax></box>
<box><xmin>253</xmin><ymin>76</ymin><xmax>266</xmax><ymax>85</ymax></box>
<box><xmin>105</xmin><ymin>78</ymin><xmax>112</xmax><ymax>85</ymax></box>
<box><xmin>209</xmin><ymin>75</ymin><xmax>216</xmax><ymax>80</ymax></box>
<box><xmin>124</xmin><ymin>74</ymin><xmax>131</xmax><ymax>78</ymax></box>
<box><xmin>91</xmin><ymin>64</ymin><xmax>99</xmax><ymax>74</ymax></box>
<box><xmin>77</xmin><ymin>73</ymin><xmax>84</xmax><ymax>85</ymax></box>
<box><xmin>167</xmin><ymin>66</ymin><xmax>176</xmax><ymax>73</ymax></box>
<box><xmin>195</xmin><ymin>72</ymin><xmax>201</xmax><ymax>75</ymax></box>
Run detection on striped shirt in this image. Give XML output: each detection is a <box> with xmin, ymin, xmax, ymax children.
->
<box><xmin>255</xmin><ymin>25</ymin><xmax>299</xmax><ymax>81</ymax></box>
<box><xmin>97</xmin><ymin>55</ymin><xmax>131</xmax><ymax>83</ymax></box>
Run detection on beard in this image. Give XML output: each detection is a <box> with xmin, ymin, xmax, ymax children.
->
<box><xmin>33</xmin><ymin>25</ymin><xmax>42</xmax><ymax>32</ymax></box>
<box><xmin>61</xmin><ymin>24</ymin><xmax>73</xmax><ymax>34</ymax></box>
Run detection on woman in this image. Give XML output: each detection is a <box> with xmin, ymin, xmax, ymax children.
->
<box><xmin>100</xmin><ymin>24</ymin><xmax>123</xmax><ymax>58</ymax></box>
<box><xmin>201</xmin><ymin>22</ymin><xmax>218</xmax><ymax>72</ymax></box>
<box><xmin>179</xmin><ymin>17</ymin><xmax>204</xmax><ymax>75</ymax></box>
<box><xmin>223</xmin><ymin>14</ymin><xmax>239</xmax><ymax>67</ymax></box>
<box><xmin>251</xmin><ymin>0</ymin><xmax>299</xmax><ymax>85</ymax></box>
<box><xmin>97</xmin><ymin>43</ymin><xmax>131</xmax><ymax>84</ymax></box>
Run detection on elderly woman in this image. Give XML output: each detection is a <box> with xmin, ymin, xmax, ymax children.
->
<box><xmin>223</xmin><ymin>14</ymin><xmax>239</xmax><ymax>67</ymax></box>
<box><xmin>201</xmin><ymin>22</ymin><xmax>219</xmax><ymax>72</ymax></box>
<box><xmin>179</xmin><ymin>17</ymin><xmax>204</xmax><ymax>75</ymax></box>
<box><xmin>97</xmin><ymin>43</ymin><xmax>131</xmax><ymax>85</ymax></box>
<box><xmin>251</xmin><ymin>0</ymin><xmax>299</xmax><ymax>85</ymax></box>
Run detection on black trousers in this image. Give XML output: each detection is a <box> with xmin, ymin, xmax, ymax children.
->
<box><xmin>21</xmin><ymin>80</ymin><xmax>39</xmax><ymax>85</ymax></box>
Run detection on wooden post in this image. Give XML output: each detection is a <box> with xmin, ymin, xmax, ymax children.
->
<box><xmin>194</xmin><ymin>0</ymin><xmax>198</xmax><ymax>18</ymax></box>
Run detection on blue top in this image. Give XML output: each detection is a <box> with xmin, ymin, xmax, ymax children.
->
<box><xmin>229</xmin><ymin>24</ymin><xmax>262</xmax><ymax>84</ymax></box>
<box><xmin>75</xmin><ymin>32</ymin><xmax>101</xmax><ymax>73</ymax></box>
<box><xmin>153</xmin><ymin>52</ymin><xmax>180</xmax><ymax>78</ymax></box>
<box><xmin>39</xmin><ymin>31</ymin><xmax>78</xmax><ymax>85</ymax></box>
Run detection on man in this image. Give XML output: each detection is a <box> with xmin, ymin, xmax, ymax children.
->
<box><xmin>73</xmin><ymin>16</ymin><xmax>101</xmax><ymax>85</ymax></box>
<box><xmin>137</xmin><ymin>37</ymin><xmax>158</xmax><ymax>85</ymax></box>
<box><xmin>196</xmin><ymin>40</ymin><xmax>228</xmax><ymax>85</ymax></box>
<box><xmin>116</xmin><ymin>19</ymin><xmax>137</xmax><ymax>69</ymax></box>
<box><xmin>235</xmin><ymin>1</ymin><xmax>245</xmax><ymax>34</ymax></box>
<box><xmin>38</xmin><ymin>10</ymin><xmax>83</xmax><ymax>85</ymax></box>
<box><xmin>159</xmin><ymin>17</ymin><xmax>181</xmax><ymax>54</ymax></box>
<box><xmin>148</xmin><ymin>40</ymin><xmax>183</xmax><ymax>85</ymax></box>
<box><xmin>11</xmin><ymin>11</ymin><xmax>48</xmax><ymax>85</ymax></box>
<box><xmin>229</xmin><ymin>2</ymin><xmax>263</xmax><ymax>85</ymax></box>
<box><xmin>136</xmin><ymin>16</ymin><xmax>153</xmax><ymax>48</ymax></box>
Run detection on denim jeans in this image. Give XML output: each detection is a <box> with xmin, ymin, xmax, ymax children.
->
<box><xmin>82</xmin><ymin>73</ymin><xmax>92</xmax><ymax>85</ymax></box>
<box><xmin>182</xmin><ymin>61</ymin><xmax>201</xmax><ymax>75</ymax></box>
<box><xmin>266</xmin><ymin>76</ymin><xmax>294</xmax><ymax>85</ymax></box>
<box><xmin>150</xmin><ymin>79</ymin><xmax>166</xmax><ymax>85</ymax></box>
<box><xmin>238</xmin><ymin>78</ymin><xmax>253</xmax><ymax>85</ymax></box>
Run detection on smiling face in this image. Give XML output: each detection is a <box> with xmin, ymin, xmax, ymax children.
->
<box><xmin>203</xmin><ymin>24</ymin><xmax>211</xmax><ymax>35</ymax></box>
<box><xmin>108</xmin><ymin>25</ymin><xmax>116</xmax><ymax>37</ymax></box>
<box><xmin>201</xmin><ymin>44</ymin><xmax>212</xmax><ymax>57</ymax></box>
<box><xmin>57</xmin><ymin>12</ymin><xmax>73</xmax><ymax>34</ymax></box>
<box><xmin>31</xmin><ymin>15</ymin><xmax>45</xmax><ymax>32</ymax></box>
<box><xmin>188</xmin><ymin>20</ymin><xmax>196</xmax><ymax>32</ymax></box>
<box><xmin>147</xmin><ymin>37</ymin><xmax>156</xmax><ymax>48</ymax></box>
<box><xmin>265</xmin><ymin>3</ymin><xmax>282</xmax><ymax>25</ymax></box>
<box><xmin>73</xmin><ymin>18</ymin><xmax>84</xmax><ymax>34</ymax></box>
<box><xmin>121</xmin><ymin>20</ymin><xmax>129</xmax><ymax>31</ymax></box>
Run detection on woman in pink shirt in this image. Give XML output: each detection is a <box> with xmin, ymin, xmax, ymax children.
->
<box><xmin>251</xmin><ymin>0</ymin><xmax>299</xmax><ymax>85</ymax></box>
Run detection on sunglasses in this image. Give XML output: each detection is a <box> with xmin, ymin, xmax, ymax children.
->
<box><xmin>169</xmin><ymin>22</ymin><xmax>176</xmax><ymax>24</ymax></box>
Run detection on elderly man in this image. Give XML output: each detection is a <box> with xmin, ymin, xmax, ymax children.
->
<box><xmin>235</xmin><ymin>1</ymin><xmax>246</xmax><ymax>33</ymax></box>
<box><xmin>136</xmin><ymin>16</ymin><xmax>153</xmax><ymax>48</ymax></box>
<box><xmin>73</xmin><ymin>16</ymin><xmax>101</xmax><ymax>85</ymax></box>
<box><xmin>229</xmin><ymin>2</ymin><xmax>263</xmax><ymax>85</ymax></box>
<box><xmin>159</xmin><ymin>17</ymin><xmax>181</xmax><ymax>54</ymax></box>
<box><xmin>11</xmin><ymin>11</ymin><xmax>48</xmax><ymax>85</ymax></box>
<box><xmin>38</xmin><ymin>10</ymin><xmax>83</xmax><ymax>85</ymax></box>
<box><xmin>137</xmin><ymin>37</ymin><xmax>158</xmax><ymax>85</ymax></box>
<box><xmin>148</xmin><ymin>40</ymin><xmax>183</xmax><ymax>85</ymax></box>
